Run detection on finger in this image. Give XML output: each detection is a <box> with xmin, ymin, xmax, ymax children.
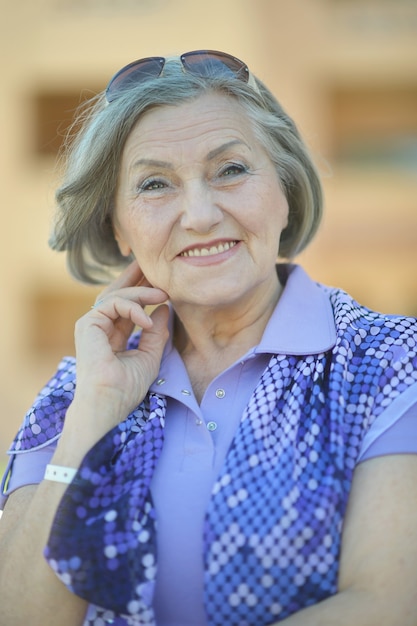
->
<box><xmin>90</xmin><ymin>297</ymin><xmax>151</xmax><ymax>331</ymax></box>
<box><xmin>138</xmin><ymin>304</ymin><xmax>170</xmax><ymax>358</ymax></box>
<box><xmin>92</xmin><ymin>286</ymin><xmax>167</xmax><ymax>315</ymax></box>
<box><xmin>90</xmin><ymin>289</ymin><xmax>168</xmax><ymax>330</ymax></box>
<box><xmin>95</xmin><ymin>261</ymin><xmax>152</xmax><ymax>303</ymax></box>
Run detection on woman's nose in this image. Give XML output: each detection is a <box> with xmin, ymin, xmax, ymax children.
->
<box><xmin>179</xmin><ymin>181</ymin><xmax>223</xmax><ymax>233</ymax></box>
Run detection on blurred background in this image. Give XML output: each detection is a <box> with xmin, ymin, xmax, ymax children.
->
<box><xmin>1</xmin><ymin>0</ymin><xmax>416</xmax><ymax>467</ymax></box>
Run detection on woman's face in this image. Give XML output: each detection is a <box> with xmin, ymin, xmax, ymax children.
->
<box><xmin>114</xmin><ymin>92</ymin><xmax>289</xmax><ymax>310</ymax></box>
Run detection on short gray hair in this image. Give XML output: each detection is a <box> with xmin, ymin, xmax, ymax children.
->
<box><xmin>51</xmin><ymin>61</ymin><xmax>323</xmax><ymax>283</ymax></box>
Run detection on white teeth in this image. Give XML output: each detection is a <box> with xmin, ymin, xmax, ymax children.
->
<box><xmin>181</xmin><ymin>241</ymin><xmax>237</xmax><ymax>257</ymax></box>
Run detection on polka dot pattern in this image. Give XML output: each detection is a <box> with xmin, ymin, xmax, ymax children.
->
<box><xmin>7</xmin><ymin>285</ymin><xmax>417</xmax><ymax>625</ymax></box>
<box><xmin>203</xmin><ymin>289</ymin><xmax>417</xmax><ymax>625</ymax></box>
<box><xmin>44</xmin><ymin>391</ymin><xmax>166</xmax><ymax>619</ymax></box>
<box><xmin>10</xmin><ymin>356</ymin><xmax>77</xmax><ymax>453</ymax></box>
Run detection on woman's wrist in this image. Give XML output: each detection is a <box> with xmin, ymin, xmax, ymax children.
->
<box><xmin>52</xmin><ymin>395</ymin><xmax>125</xmax><ymax>466</ymax></box>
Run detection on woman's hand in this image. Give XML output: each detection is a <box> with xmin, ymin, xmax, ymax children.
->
<box><xmin>55</xmin><ymin>261</ymin><xmax>169</xmax><ymax>464</ymax></box>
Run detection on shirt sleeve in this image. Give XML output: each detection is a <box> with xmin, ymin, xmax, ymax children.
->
<box><xmin>358</xmin><ymin>401</ymin><xmax>417</xmax><ymax>462</ymax></box>
<box><xmin>0</xmin><ymin>356</ymin><xmax>77</xmax><ymax>511</ymax></box>
<box><xmin>0</xmin><ymin>443</ymin><xmax>57</xmax><ymax>510</ymax></box>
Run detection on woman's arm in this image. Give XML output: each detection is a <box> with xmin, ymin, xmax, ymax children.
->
<box><xmin>275</xmin><ymin>454</ymin><xmax>417</xmax><ymax>626</ymax></box>
<box><xmin>0</xmin><ymin>261</ymin><xmax>169</xmax><ymax>625</ymax></box>
<box><xmin>0</xmin><ymin>483</ymin><xmax>89</xmax><ymax>626</ymax></box>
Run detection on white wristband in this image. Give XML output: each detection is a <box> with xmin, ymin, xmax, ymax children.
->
<box><xmin>44</xmin><ymin>464</ymin><xmax>77</xmax><ymax>484</ymax></box>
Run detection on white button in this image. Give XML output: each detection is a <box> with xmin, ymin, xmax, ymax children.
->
<box><xmin>181</xmin><ymin>389</ymin><xmax>192</xmax><ymax>396</ymax></box>
<box><xmin>156</xmin><ymin>378</ymin><xmax>166</xmax><ymax>385</ymax></box>
<box><xmin>207</xmin><ymin>421</ymin><xmax>217</xmax><ymax>431</ymax></box>
<box><xmin>215</xmin><ymin>388</ymin><xmax>226</xmax><ymax>399</ymax></box>
<box><xmin>195</xmin><ymin>419</ymin><xmax>203</xmax><ymax>426</ymax></box>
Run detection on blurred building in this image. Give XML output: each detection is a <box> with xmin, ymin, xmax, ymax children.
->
<box><xmin>1</xmin><ymin>0</ymin><xmax>416</xmax><ymax>463</ymax></box>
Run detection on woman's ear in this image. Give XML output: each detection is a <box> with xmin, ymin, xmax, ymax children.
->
<box><xmin>113</xmin><ymin>226</ymin><xmax>132</xmax><ymax>257</ymax></box>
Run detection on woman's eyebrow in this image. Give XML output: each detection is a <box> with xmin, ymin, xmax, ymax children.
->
<box><xmin>130</xmin><ymin>140</ymin><xmax>251</xmax><ymax>171</ymax></box>
<box><xmin>131</xmin><ymin>158</ymin><xmax>172</xmax><ymax>170</ymax></box>
<box><xmin>206</xmin><ymin>140</ymin><xmax>251</xmax><ymax>161</ymax></box>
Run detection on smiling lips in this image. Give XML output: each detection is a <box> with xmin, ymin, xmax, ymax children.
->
<box><xmin>179</xmin><ymin>240</ymin><xmax>238</xmax><ymax>258</ymax></box>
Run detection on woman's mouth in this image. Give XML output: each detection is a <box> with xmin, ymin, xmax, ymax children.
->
<box><xmin>179</xmin><ymin>241</ymin><xmax>238</xmax><ymax>257</ymax></box>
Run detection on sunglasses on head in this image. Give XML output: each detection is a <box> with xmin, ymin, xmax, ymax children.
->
<box><xmin>105</xmin><ymin>50</ymin><xmax>253</xmax><ymax>103</ymax></box>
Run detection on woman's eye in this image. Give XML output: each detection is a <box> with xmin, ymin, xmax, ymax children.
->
<box><xmin>220</xmin><ymin>163</ymin><xmax>247</xmax><ymax>177</ymax></box>
<box><xmin>139</xmin><ymin>178</ymin><xmax>167</xmax><ymax>192</ymax></box>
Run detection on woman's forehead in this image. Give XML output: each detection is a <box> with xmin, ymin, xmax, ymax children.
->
<box><xmin>123</xmin><ymin>93</ymin><xmax>257</xmax><ymax>158</ymax></box>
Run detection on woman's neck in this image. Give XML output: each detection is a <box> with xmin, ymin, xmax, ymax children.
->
<box><xmin>170</xmin><ymin>276</ymin><xmax>283</xmax><ymax>403</ymax></box>
<box><xmin>173</xmin><ymin>275</ymin><xmax>283</xmax><ymax>363</ymax></box>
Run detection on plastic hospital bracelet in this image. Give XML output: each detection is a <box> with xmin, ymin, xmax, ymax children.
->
<box><xmin>44</xmin><ymin>464</ymin><xmax>77</xmax><ymax>484</ymax></box>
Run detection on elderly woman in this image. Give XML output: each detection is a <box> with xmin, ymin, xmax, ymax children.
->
<box><xmin>0</xmin><ymin>50</ymin><xmax>417</xmax><ymax>626</ymax></box>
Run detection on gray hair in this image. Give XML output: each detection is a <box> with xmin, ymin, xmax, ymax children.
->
<box><xmin>51</xmin><ymin>60</ymin><xmax>323</xmax><ymax>283</ymax></box>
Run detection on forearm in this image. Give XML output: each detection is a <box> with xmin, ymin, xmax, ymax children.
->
<box><xmin>0</xmin><ymin>396</ymin><xmax>124</xmax><ymax>625</ymax></box>
<box><xmin>0</xmin><ymin>398</ymin><xmax>110</xmax><ymax>625</ymax></box>
<box><xmin>0</xmin><ymin>482</ymin><xmax>88</xmax><ymax>626</ymax></box>
<box><xmin>273</xmin><ymin>588</ymin><xmax>416</xmax><ymax>626</ymax></box>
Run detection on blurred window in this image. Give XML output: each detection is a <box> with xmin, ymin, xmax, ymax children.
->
<box><xmin>329</xmin><ymin>85</ymin><xmax>417</xmax><ymax>169</ymax></box>
<box><xmin>33</xmin><ymin>89</ymin><xmax>100</xmax><ymax>156</ymax></box>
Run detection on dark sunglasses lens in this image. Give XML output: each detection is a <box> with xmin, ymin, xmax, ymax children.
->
<box><xmin>106</xmin><ymin>57</ymin><xmax>165</xmax><ymax>102</ymax></box>
<box><xmin>181</xmin><ymin>51</ymin><xmax>249</xmax><ymax>82</ymax></box>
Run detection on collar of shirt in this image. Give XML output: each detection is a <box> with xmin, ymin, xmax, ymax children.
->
<box><xmin>161</xmin><ymin>263</ymin><xmax>335</xmax><ymax>356</ymax></box>
<box><xmin>149</xmin><ymin>264</ymin><xmax>336</xmax><ymax>400</ymax></box>
<box><xmin>258</xmin><ymin>263</ymin><xmax>336</xmax><ymax>355</ymax></box>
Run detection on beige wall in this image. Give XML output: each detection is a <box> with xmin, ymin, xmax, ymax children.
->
<box><xmin>1</xmin><ymin>0</ymin><xmax>416</xmax><ymax>464</ymax></box>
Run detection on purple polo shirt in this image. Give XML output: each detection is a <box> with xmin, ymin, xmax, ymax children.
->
<box><xmin>2</xmin><ymin>265</ymin><xmax>417</xmax><ymax>626</ymax></box>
